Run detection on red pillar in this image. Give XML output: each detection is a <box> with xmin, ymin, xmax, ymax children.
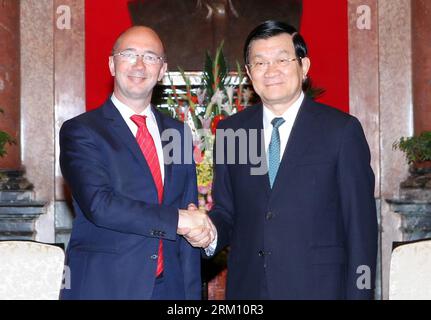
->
<box><xmin>412</xmin><ymin>0</ymin><xmax>431</xmax><ymax>134</ymax></box>
<box><xmin>0</xmin><ymin>0</ymin><xmax>20</xmax><ymax>169</ymax></box>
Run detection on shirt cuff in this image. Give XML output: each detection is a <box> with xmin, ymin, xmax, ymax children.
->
<box><xmin>204</xmin><ymin>234</ymin><xmax>217</xmax><ymax>256</ymax></box>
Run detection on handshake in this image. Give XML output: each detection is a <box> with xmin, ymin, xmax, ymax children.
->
<box><xmin>177</xmin><ymin>203</ymin><xmax>216</xmax><ymax>248</ymax></box>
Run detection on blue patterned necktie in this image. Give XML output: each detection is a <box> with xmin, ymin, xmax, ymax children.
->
<box><xmin>268</xmin><ymin>117</ymin><xmax>286</xmax><ymax>188</ymax></box>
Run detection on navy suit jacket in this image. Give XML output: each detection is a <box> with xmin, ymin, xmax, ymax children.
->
<box><xmin>59</xmin><ymin>99</ymin><xmax>200</xmax><ymax>299</ymax></box>
<box><xmin>210</xmin><ymin>97</ymin><xmax>378</xmax><ymax>299</ymax></box>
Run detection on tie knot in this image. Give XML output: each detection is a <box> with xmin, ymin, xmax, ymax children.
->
<box><xmin>271</xmin><ymin>117</ymin><xmax>285</xmax><ymax>129</ymax></box>
<box><xmin>130</xmin><ymin>114</ymin><xmax>148</xmax><ymax>128</ymax></box>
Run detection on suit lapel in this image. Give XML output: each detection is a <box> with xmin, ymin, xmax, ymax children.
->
<box><xmin>152</xmin><ymin>105</ymin><xmax>173</xmax><ymax>202</ymax></box>
<box><xmin>270</xmin><ymin>97</ymin><xmax>321</xmax><ymax>198</ymax></box>
<box><xmin>245</xmin><ymin>104</ymin><xmax>271</xmax><ymax>199</ymax></box>
<box><xmin>101</xmin><ymin>100</ymin><xmax>158</xmax><ymax>193</ymax></box>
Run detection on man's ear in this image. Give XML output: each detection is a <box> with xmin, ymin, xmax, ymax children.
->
<box><xmin>246</xmin><ymin>65</ymin><xmax>252</xmax><ymax>81</ymax></box>
<box><xmin>158</xmin><ymin>62</ymin><xmax>168</xmax><ymax>81</ymax></box>
<box><xmin>108</xmin><ymin>56</ymin><xmax>115</xmax><ymax>76</ymax></box>
<box><xmin>301</xmin><ymin>57</ymin><xmax>311</xmax><ymax>79</ymax></box>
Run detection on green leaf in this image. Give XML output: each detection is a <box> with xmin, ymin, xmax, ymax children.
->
<box><xmin>393</xmin><ymin>131</ymin><xmax>431</xmax><ymax>164</ymax></box>
<box><xmin>236</xmin><ymin>61</ymin><xmax>244</xmax><ymax>84</ymax></box>
<box><xmin>216</xmin><ymin>43</ymin><xmax>228</xmax><ymax>90</ymax></box>
<box><xmin>0</xmin><ymin>131</ymin><xmax>16</xmax><ymax>158</ymax></box>
<box><xmin>203</xmin><ymin>51</ymin><xmax>215</xmax><ymax>97</ymax></box>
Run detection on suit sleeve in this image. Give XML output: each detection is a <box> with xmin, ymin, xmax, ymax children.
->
<box><xmin>59</xmin><ymin>119</ymin><xmax>178</xmax><ymax>240</ymax></box>
<box><xmin>337</xmin><ymin>117</ymin><xmax>378</xmax><ymax>300</ymax></box>
<box><xmin>178</xmin><ymin>124</ymin><xmax>202</xmax><ymax>299</ymax></box>
<box><xmin>208</xmin><ymin>120</ymin><xmax>236</xmax><ymax>255</ymax></box>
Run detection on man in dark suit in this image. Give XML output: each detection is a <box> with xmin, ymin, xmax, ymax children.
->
<box><xmin>59</xmin><ymin>26</ymin><xmax>214</xmax><ymax>299</ymax></box>
<box><xmin>193</xmin><ymin>20</ymin><xmax>378</xmax><ymax>299</ymax></box>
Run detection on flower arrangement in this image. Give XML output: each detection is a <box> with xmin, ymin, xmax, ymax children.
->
<box><xmin>159</xmin><ymin>43</ymin><xmax>254</xmax><ymax>210</ymax></box>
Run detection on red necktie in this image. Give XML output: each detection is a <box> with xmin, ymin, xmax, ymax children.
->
<box><xmin>131</xmin><ymin>114</ymin><xmax>164</xmax><ymax>277</ymax></box>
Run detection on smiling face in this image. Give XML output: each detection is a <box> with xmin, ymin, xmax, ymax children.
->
<box><xmin>246</xmin><ymin>33</ymin><xmax>310</xmax><ymax>115</ymax></box>
<box><xmin>109</xmin><ymin>26</ymin><xmax>167</xmax><ymax>112</ymax></box>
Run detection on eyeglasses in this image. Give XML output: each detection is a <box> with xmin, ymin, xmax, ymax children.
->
<box><xmin>247</xmin><ymin>57</ymin><xmax>301</xmax><ymax>71</ymax></box>
<box><xmin>112</xmin><ymin>51</ymin><xmax>164</xmax><ymax>65</ymax></box>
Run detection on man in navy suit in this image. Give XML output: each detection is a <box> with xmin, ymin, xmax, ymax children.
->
<box><xmin>59</xmin><ymin>26</ymin><xmax>214</xmax><ymax>299</ymax></box>
<box><xmin>191</xmin><ymin>20</ymin><xmax>378</xmax><ymax>299</ymax></box>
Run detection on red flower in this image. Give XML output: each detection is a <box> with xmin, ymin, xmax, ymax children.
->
<box><xmin>211</xmin><ymin>114</ymin><xmax>225</xmax><ymax>134</ymax></box>
<box><xmin>191</xmin><ymin>95</ymin><xmax>198</xmax><ymax>105</ymax></box>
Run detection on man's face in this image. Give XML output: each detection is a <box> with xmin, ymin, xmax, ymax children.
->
<box><xmin>246</xmin><ymin>33</ymin><xmax>310</xmax><ymax>113</ymax></box>
<box><xmin>109</xmin><ymin>28</ymin><xmax>167</xmax><ymax>105</ymax></box>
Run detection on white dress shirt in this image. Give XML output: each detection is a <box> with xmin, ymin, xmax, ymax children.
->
<box><xmin>205</xmin><ymin>92</ymin><xmax>305</xmax><ymax>256</ymax></box>
<box><xmin>262</xmin><ymin>92</ymin><xmax>304</xmax><ymax>163</ymax></box>
<box><xmin>111</xmin><ymin>94</ymin><xmax>165</xmax><ymax>184</ymax></box>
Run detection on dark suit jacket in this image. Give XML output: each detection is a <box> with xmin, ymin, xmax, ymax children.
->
<box><xmin>210</xmin><ymin>97</ymin><xmax>378</xmax><ymax>299</ymax></box>
<box><xmin>59</xmin><ymin>99</ymin><xmax>200</xmax><ymax>299</ymax></box>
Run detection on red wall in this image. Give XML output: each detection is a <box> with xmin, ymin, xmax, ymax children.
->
<box><xmin>301</xmin><ymin>0</ymin><xmax>349</xmax><ymax>112</ymax></box>
<box><xmin>85</xmin><ymin>0</ymin><xmax>349</xmax><ymax>112</ymax></box>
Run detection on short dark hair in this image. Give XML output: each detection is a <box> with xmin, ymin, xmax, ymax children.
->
<box><xmin>243</xmin><ymin>20</ymin><xmax>308</xmax><ymax>66</ymax></box>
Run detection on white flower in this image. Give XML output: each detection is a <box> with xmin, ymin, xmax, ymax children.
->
<box><xmin>211</xmin><ymin>89</ymin><xmax>225</xmax><ymax>107</ymax></box>
<box><xmin>197</xmin><ymin>88</ymin><xmax>207</xmax><ymax>105</ymax></box>
<box><xmin>198</xmin><ymin>116</ymin><xmax>212</xmax><ymax>130</ymax></box>
<box><xmin>220</xmin><ymin>102</ymin><xmax>232</xmax><ymax>115</ymax></box>
<box><xmin>226</xmin><ymin>86</ymin><xmax>235</xmax><ymax>107</ymax></box>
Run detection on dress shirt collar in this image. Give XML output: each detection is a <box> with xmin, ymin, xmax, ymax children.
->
<box><xmin>111</xmin><ymin>93</ymin><xmax>155</xmax><ymax>123</ymax></box>
<box><xmin>262</xmin><ymin>91</ymin><xmax>304</xmax><ymax>129</ymax></box>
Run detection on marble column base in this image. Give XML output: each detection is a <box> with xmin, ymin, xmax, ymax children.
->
<box><xmin>0</xmin><ymin>169</ymin><xmax>45</xmax><ymax>240</ymax></box>
<box><xmin>387</xmin><ymin>198</ymin><xmax>431</xmax><ymax>241</ymax></box>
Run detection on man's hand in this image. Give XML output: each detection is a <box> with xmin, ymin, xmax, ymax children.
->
<box><xmin>177</xmin><ymin>203</ymin><xmax>217</xmax><ymax>248</ymax></box>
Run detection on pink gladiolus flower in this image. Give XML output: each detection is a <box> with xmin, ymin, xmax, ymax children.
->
<box><xmin>198</xmin><ymin>185</ymin><xmax>209</xmax><ymax>194</ymax></box>
<box><xmin>207</xmin><ymin>194</ymin><xmax>213</xmax><ymax>203</ymax></box>
<box><xmin>194</xmin><ymin>145</ymin><xmax>204</xmax><ymax>164</ymax></box>
<box><xmin>205</xmin><ymin>202</ymin><xmax>213</xmax><ymax>211</ymax></box>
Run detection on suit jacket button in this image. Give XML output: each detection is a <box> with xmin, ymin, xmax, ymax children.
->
<box><xmin>258</xmin><ymin>250</ymin><xmax>264</xmax><ymax>257</ymax></box>
<box><xmin>266</xmin><ymin>211</ymin><xmax>273</xmax><ymax>220</ymax></box>
<box><xmin>151</xmin><ymin>254</ymin><xmax>158</xmax><ymax>260</ymax></box>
